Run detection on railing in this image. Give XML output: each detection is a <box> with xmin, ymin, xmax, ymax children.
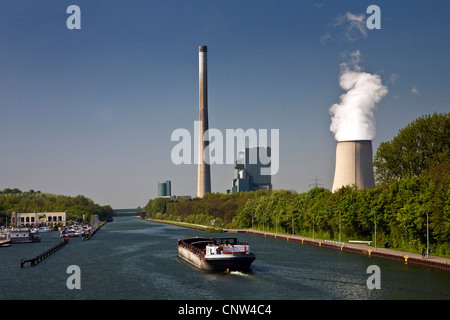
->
<box><xmin>324</xmin><ymin>240</ymin><xmax>346</xmax><ymax>246</ymax></box>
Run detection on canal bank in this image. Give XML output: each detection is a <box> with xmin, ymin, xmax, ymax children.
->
<box><xmin>226</xmin><ymin>229</ymin><xmax>450</xmax><ymax>272</ymax></box>
<box><xmin>140</xmin><ymin>218</ymin><xmax>449</xmax><ymax>272</ymax></box>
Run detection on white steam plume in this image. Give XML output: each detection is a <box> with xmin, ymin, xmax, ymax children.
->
<box><xmin>329</xmin><ymin>51</ymin><xmax>388</xmax><ymax>141</ymax></box>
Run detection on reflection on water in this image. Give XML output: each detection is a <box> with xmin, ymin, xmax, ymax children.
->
<box><xmin>0</xmin><ymin>216</ymin><xmax>449</xmax><ymax>300</ymax></box>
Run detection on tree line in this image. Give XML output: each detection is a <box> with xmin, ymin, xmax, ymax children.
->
<box><xmin>144</xmin><ymin>161</ymin><xmax>448</xmax><ymax>256</ymax></box>
<box><xmin>234</xmin><ymin>161</ymin><xmax>449</xmax><ymax>256</ymax></box>
<box><xmin>144</xmin><ymin>113</ymin><xmax>449</xmax><ymax>256</ymax></box>
<box><xmin>0</xmin><ymin>189</ymin><xmax>114</xmax><ymax>225</ymax></box>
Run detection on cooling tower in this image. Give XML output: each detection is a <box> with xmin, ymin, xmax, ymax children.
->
<box><xmin>332</xmin><ymin>140</ymin><xmax>375</xmax><ymax>192</ymax></box>
<box><xmin>197</xmin><ymin>45</ymin><xmax>211</xmax><ymax>197</ymax></box>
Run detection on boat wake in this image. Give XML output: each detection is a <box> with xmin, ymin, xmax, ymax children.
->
<box><xmin>228</xmin><ymin>271</ymin><xmax>251</xmax><ymax>277</ymax></box>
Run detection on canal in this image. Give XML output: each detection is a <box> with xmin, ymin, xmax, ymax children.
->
<box><xmin>1</xmin><ymin>216</ymin><xmax>449</xmax><ymax>300</ymax></box>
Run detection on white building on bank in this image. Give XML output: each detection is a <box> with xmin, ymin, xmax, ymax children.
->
<box><xmin>11</xmin><ymin>211</ymin><xmax>68</xmax><ymax>227</ymax></box>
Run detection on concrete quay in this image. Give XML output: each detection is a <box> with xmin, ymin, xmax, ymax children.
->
<box><xmin>226</xmin><ymin>229</ymin><xmax>450</xmax><ymax>272</ymax></box>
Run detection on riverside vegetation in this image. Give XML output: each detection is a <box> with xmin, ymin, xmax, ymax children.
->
<box><xmin>0</xmin><ymin>189</ymin><xmax>114</xmax><ymax>225</ymax></box>
<box><xmin>145</xmin><ymin>113</ymin><xmax>449</xmax><ymax>257</ymax></box>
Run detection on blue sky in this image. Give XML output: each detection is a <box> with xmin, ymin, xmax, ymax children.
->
<box><xmin>1</xmin><ymin>0</ymin><xmax>449</xmax><ymax>208</ymax></box>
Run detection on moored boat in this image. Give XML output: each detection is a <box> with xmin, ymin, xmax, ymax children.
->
<box><xmin>39</xmin><ymin>226</ymin><xmax>53</xmax><ymax>233</ymax></box>
<box><xmin>9</xmin><ymin>228</ymin><xmax>41</xmax><ymax>244</ymax></box>
<box><xmin>177</xmin><ymin>237</ymin><xmax>255</xmax><ymax>272</ymax></box>
<box><xmin>0</xmin><ymin>238</ymin><xmax>11</xmax><ymax>247</ymax></box>
<box><xmin>60</xmin><ymin>230</ymin><xmax>80</xmax><ymax>237</ymax></box>
<box><xmin>60</xmin><ymin>225</ymin><xmax>88</xmax><ymax>238</ymax></box>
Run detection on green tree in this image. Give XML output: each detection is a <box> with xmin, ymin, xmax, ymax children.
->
<box><xmin>373</xmin><ymin>112</ymin><xmax>449</xmax><ymax>185</ymax></box>
<box><xmin>0</xmin><ymin>190</ymin><xmax>114</xmax><ymax>224</ymax></box>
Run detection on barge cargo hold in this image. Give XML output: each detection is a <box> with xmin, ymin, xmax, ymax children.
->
<box><xmin>177</xmin><ymin>237</ymin><xmax>255</xmax><ymax>272</ymax></box>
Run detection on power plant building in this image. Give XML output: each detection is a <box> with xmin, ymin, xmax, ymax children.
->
<box><xmin>158</xmin><ymin>180</ymin><xmax>172</xmax><ymax>197</ymax></box>
<box><xmin>230</xmin><ymin>147</ymin><xmax>272</xmax><ymax>193</ymax></box>
<box><xmin>332</xmin><ymin>140</ymin><xmax>375</xmax><ymax>192</ymax></box>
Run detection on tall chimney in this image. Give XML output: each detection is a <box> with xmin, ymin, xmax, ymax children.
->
<box><xmin>197</xmin><ymin>45</ymin><xmax>211</xmax><ymax>197</ymax></box>
<box><xmin>332</xmin><ymin>140</ymin><xmax>375</xmax><ymax>192</ymax></box>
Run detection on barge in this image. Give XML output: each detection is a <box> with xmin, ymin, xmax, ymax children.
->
<box><xmin>177</xmin><ymin>237</ymin><xmax>255</xmax><ymax>272</ymax></box>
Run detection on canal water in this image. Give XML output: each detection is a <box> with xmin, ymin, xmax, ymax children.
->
<box><xmin>1</xmin><ymin>216</ymin><xmax>449</xmax><ymax>300</ymax></box>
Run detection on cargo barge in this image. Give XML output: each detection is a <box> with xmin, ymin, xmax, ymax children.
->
<box><xmin>177</xmin><ymin>237</ymin><xmax>255</xmax><ymax>272</ymax></box>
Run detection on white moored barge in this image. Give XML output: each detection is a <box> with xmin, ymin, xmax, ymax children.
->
<box><xmin>9</xmin><ymin>228</ymin><xmax>41</xmax><ymax>244</ymax></box>
<box><xmin>177</xmin><ymin>237</ymin><xmax>255</xmax><ymax>272</ymax></box>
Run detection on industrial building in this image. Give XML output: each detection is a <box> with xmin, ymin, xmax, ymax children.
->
<box><xmin>11</xmin><ymin>211</ymin><xmax>68</xmax><ymax>227</ymax></box>
<box><xmin>332</xmin><ymin>140</ymin><xmax>375</xmax><ymax>191</ymax></box>
<box><xmin>229</xmin><ymin>147</ymin><xmax>272</xmax><ymax>193</ymax></box>
<box><xmin>158</xmin><ymin>180</ymin><xmax>172</xmax><ymax>197</ymax></box>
